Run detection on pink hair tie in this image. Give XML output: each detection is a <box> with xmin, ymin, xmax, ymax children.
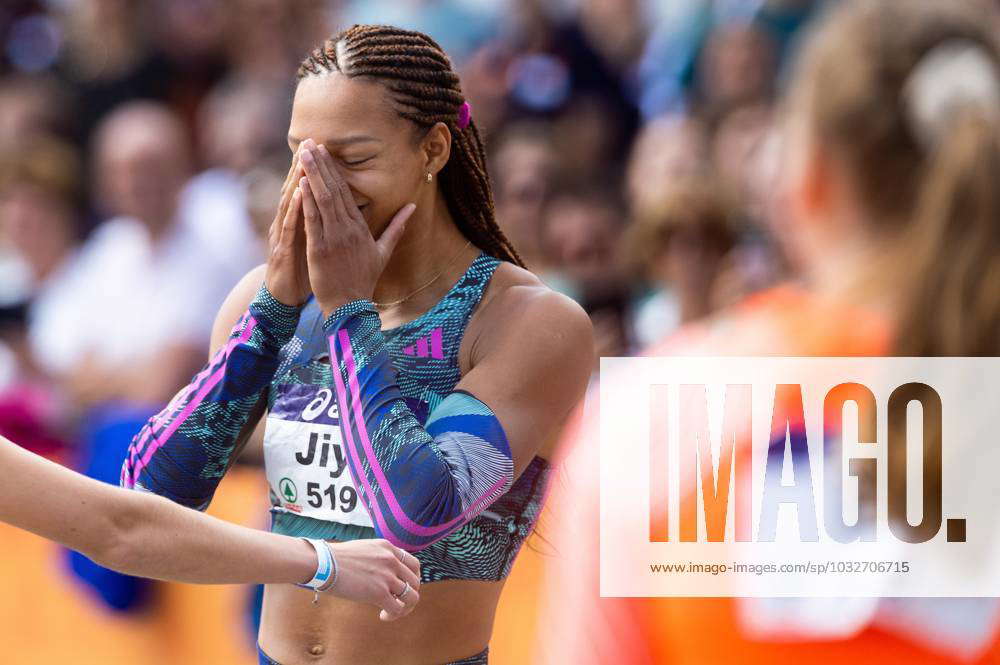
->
<box><xmin>457</xmin><ymin>101</ymin><xmax>472</xmax><ymax>130</ymax></box>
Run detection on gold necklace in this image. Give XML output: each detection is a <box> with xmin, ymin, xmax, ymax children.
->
<box><xmin>373</xmin><ymin>240</ymin><xmax>472</xmax><ymax>309</ymax></box>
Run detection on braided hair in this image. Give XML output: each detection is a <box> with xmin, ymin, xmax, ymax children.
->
<box><xmin>297</xmin><ymin>24</ymin><xmax>524</xmax><ymax>267</ymax></box>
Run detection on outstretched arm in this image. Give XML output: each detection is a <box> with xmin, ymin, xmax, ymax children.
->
<box><xmin>2</xmin><ymin>436</ymin><xmax>422</xmax><ymax>619</ymax></box>
<box><xmin>4</xmin><ymin>434</ymin><xmax>315</xmax><ymax>583</ymax></box>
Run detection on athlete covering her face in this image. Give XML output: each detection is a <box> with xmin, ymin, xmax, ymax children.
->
<box><xmin>120</xmin><ymin>24</ymin><xmax>593</xmax><ymax>665</ymax></box>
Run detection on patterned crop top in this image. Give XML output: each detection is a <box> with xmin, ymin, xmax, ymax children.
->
<box><xmin>262</xmin><ymin>253</ymin><xmax>552</xmax><ymax>583</ymax></box>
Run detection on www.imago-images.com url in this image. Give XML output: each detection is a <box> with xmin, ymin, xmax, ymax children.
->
<box><xmin>648</xmin><ymin>561</ymin><xmax>912</xmax><ymax>576</ymax></box>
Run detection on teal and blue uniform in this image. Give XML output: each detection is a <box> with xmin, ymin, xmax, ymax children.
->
<box><xmin>122</xmin><ymin>252</ymin><xmax>552</xmax><ymax>665</ymax></box>
<box><xmin>267</xmin><ymin>252</ymin><xmax>551</xmax><ymax>580</ymax></box>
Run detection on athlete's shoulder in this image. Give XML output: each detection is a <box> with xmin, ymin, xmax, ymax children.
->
<box><xmin>486</xmin><ymin>260</ymin><xmax>590</xmax><ymax>324</ymax></box>
<box><xmin>471</xmin><ymin>260</ymin><xmax>593</xmax><ymax>362</ymax></box>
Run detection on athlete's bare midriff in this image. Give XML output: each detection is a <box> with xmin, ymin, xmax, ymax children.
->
<box><xmin>259</xmin><ymin>577</ymin><xmax>505</xmax><ymax>665</ymax></box>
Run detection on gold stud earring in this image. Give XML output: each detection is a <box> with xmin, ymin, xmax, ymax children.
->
<box><xmin>426</xmin><ymin>172</ymin><xmax>433</xmax><ymax>183</ymax></box>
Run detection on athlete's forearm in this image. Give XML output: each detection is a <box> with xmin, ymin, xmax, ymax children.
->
<box><xmin>323</xmin><ymin>301</ymin><xmax>514</xmax><ymax>551</ymax></box>
<box><xmin>120</xmin><ymin>284</ymin><xmax>300</xmax><ymax>509</ymax></box>
<box><xmin>100</xmin><ymin>488</ymin><xmax>316</xmax><ymax>584</ymax></box>
<box><xmin>0</xmin><ymin>436</ymin><xmax>315</xmax><ymax>585</ymax></box>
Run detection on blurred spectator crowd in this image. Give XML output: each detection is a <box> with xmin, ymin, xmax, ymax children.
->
<box><xmin>0</xmin><ymin>0</ymin><xmax>826</xmax><ymax>460</ymax></box>
<box><xmin>4</xmin><ymin>3</ymin><xmax>1000</xmax><ymax>663</ymax></box>
<box><xmin>5</xmin><ymin>0</ymin><xmax>1000</xmax><ymax>659</ymax></box>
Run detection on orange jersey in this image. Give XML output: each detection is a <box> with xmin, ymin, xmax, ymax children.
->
<box><xmin>525</xmin><ymin>285</ymin><xmax>1000</xmax><ymax>665</ymax></box>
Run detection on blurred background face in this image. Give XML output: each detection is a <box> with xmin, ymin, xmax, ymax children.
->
<box><xmin>543</xmin><ymin>194</ymin><xmax>620</xmax><ymax>286</ymax></box>
<box><xmin>199</xmin><ymin>82</ymin><xmax>287</xmax><ymax>173</ymax></box>
<box><xmin>94</xmin><ymin>106</ymin><xmax>190</xmax><ymax>230</ymax></box>
<box><xmin>288</xmin><ymin>74</ymin><xmax>427</xmax><ymax>238</ymax></box>
<box><xmin>655</xmin><ymin>227</ymin><xmax>728</xmax><ymax>294</ymax></box>
<box><xmin>626</xmin><ymin>117</ymin><xmax>708</xmax><ymax>214</ymax></box>
<box><xmin>0</xmin><ymin>183</ymin><xmax>74</xmax><ymax>283</ymax></box>
<box><xmin>700</xmin><ymin>22</ymin><xmax>776</xmax><ymax>109</ymax></box>
<box><xmin>711</xmin><ymin>103</ymin><xmax>773</xmax><ymax>205</ymax></box>
<box><xmin>493</xmin><ymin>132</ymin><xmax>555</xmax><ymax>262</ymax></box>
<box><xmin>551</xmin><ymin>95</ymin><xmax>620</xmax><ymax>181</ymax></box>
<box><xmin>154</xmin><ymin>0</ymin><xmax>227</xmax><ymax>63</ymax></box>
<box><xmin>0</xmin><ymin>78</ymin><xmax>63</xmax><ymax>148</ymax></box>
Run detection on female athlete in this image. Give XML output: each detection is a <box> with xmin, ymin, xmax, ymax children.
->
<box><xmin>120</xmin><ymin>24</ymin><xmax>593</xmax><ymax>665</ymax></box>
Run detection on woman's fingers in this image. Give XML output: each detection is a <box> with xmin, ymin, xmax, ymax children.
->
<box><xmin>277</xmin><ymin>149</ymin><xmax>303</xmax><ymax>218</ymax></box>
<box><xmin>316</xmin><ymin>144</ymin><xmax>358</xmax><ymax>223</ymax></box>
<box><xmin>396</xmin><ymin>547</ymin><xmax>421</xmax><ymax>578</ymax></box>
<box><xmin>280</xmin><ymin>187</ymin><xmax>303</xmax><ymax>248</ymax></box>
<box><xmin>306</xmin><ymin>142</ymin><xmax>351</xmax><ymax>232</ymax></box>
<box><xmin>267</xmin><ymin>214</ymin><xmax>279</xmax><ymax>252</ymax></box>
<box><xmin>299</xmin><ymin>141</ymin><xmax>334</xmax><ymax>218</ymax></box>
<box><xmin>313</xmin><ymin>144</ymin><xmax>341</xmax><ymax>197</ymax></box>
<box><xmin>301</xmin><ymin>140</ymin><xmax>363</xmax><ymax>236</ymax></box>
<box><xmin>396</xmin><ymin>585</ymin><xmax>419</xmax><ymax>613</ymax></box>
<box><xmin>268</xmin><ymin>187</ymin><xmax>289</xmax><ymax>251</ymax></box>
<box><xmin>301</xmin><ymin>142</ymin><xmax>352</xmax><ymax>250</ymax></box>
<box><xmin>378</xmin><ymin>581</ymin><xmax>419</xmax><ymax>621</ymax></box>
<box><xmin>300</xmin><ymin>177</ymin><xmax>324</xmax><ymax>247</ymax></box>
<box><xmin>271</xmin><ymin>148</ymin><xmax>304</xmax><ymax>251</ymax></box>
<box><xmin>398</xmin><ymin>582</ymin><xmax>420</xmax><ymax>612</ymax></box>
<box><xmin>379</xmin><ymin>597</ymin><xmax>407</xmax><ymax>622</ymax></box>
<box><xmin>280</xmin><ymin>148</ymin><xmax>301</xmax><ymax>197</ymax></box>
<box><xmin>293</xmin><ymin>198</ymin><xmax>310</xmax><ymax>277</ymax></box>
<box><xmin>395</xmin><ymin>557</ymin><xmax>420</xmax><ymax>591</ymax></box>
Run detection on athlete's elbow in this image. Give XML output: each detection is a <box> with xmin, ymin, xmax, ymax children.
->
<box><xmin>88</xmin><ymin>496</ymin><xmax>144</xmax><ymax>574</ymax></box>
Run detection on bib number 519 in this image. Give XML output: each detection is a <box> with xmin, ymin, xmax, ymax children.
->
<box><xmin>306</xmin><ymin>481</ymin><xmax>358</xmax><ymax>512</ymax></box>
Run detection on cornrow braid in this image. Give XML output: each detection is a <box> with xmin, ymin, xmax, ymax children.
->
<box><xmin>296</xmin><ymin>24</ymin><xmax>524</xmax><ymax>267</ymax></box>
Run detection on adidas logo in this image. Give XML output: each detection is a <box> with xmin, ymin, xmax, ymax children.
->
<box><xmin>402</xmin><ymin>327</ymin><xmax>444</xmax><ymax>359</ymax></box>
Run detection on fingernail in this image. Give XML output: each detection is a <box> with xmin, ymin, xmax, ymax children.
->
<box><xmin>299</xmin><ymin>177</ymin><xmax>309</xmax><ymax>190</ymax></box>
<box><xmin>301</xmin><ymin>149</ymin><xmax>314</xmax><ymax>164</ymax></box>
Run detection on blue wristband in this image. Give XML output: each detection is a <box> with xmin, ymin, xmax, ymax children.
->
<box><xmin>297</xmin><ymin>538</ymin><xmax>338</xmax><ymax>594</ymax></box>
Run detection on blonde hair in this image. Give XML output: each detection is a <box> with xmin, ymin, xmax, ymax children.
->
<box><xmin>791</xmin><ymin>0</ymin><xmax>1000</xmax><ymax>529</ymax></box>
<box><xmin>791</xmin><ymin>0</ymin><xmax>1000</xmax><ymax>355</ymax></box>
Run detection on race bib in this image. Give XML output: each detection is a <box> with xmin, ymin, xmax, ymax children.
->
<box><xmin>264</xmin><ymin>383</ymin><xmax>374</xmax><ymax>528</ymax></box>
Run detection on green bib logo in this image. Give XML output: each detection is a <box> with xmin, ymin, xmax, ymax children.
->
<box><xmin>279</xmin><ymin>477</ymin><xmax>297</xmax><ymax>503</ymax></box>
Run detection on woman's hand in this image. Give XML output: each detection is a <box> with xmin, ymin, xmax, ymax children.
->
<box><xmin>326</xmin><ymin>538</ymin><xmax>421</xmax><ymax>621</ymax></box>
<box><xmin>297</xmin><ymin>138</ymin><xmax>416</xmax><ymax>317</ymax></box>
<box><xmin>264</xmin><ymin>147</ymin><xmax>311</xmax><ymax>306</ymax></box>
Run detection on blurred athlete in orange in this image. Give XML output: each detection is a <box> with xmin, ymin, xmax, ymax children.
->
<box><xmin>535</xmin><ymin>0</ymin><xmax>1000</xmax><ymax>663</ymax></box>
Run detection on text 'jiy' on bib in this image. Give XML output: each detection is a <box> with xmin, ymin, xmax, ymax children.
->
<box><xmin>264</xmin><ymin>383</ymin><xmax>374</xmax><ymax>529</ymax></box>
